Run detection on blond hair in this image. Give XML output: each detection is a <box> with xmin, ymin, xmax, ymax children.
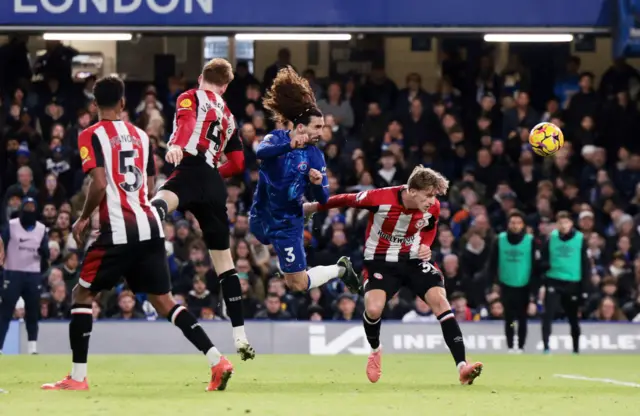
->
<box><xmin>407</xmin><ymin>166</ymin><xmax>449</xmax><ymax>195</ymax></box>
<box><xmin>202</xmin><ymin>58</ymin><xmax>234</xmax><ymax>86</ymax></box>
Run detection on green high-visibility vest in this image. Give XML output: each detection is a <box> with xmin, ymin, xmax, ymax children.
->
<box><xmin>547</xmin><ymin>229</ymin><xmax>583</xmax><ymax>282</ymax></box>
<box><xmin>498</xmin><ymin>232</ymin><xmax>533</xmax><ymax>287</ymax></box>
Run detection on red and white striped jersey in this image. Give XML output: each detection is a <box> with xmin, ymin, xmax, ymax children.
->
<box><xmin>168</xmin><ymin>88</ymin><xmax>242</xmax><ymax>168</ymax></box>
<box><xmin>319</xmin><ymin>186</ymin><xmax>440</xmax><ymax>262</ymax></box>
<box><xmin>78</xmin><ymin>120</ymin><xmax>164</xmax><ymax>246</ymax></box>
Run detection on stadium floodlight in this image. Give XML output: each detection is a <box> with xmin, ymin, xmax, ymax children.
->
<box><xmin>43</xmin><ymin>33</ymin><xmax>133</xmax><ymax>41</ymax></box>
<box><xmin>235</xmin><ymin>33</ymin><xmax>352</xmax><ymax>41</ymax></box>
<box><xmin>483</xmin><ymin>34</ymin><xmax>574</xmax><ymax>43</ymax></box>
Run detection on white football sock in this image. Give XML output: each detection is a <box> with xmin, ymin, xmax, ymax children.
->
<box><xmin>206</xmin><ymin>347</ymin><xmax>222</xmax><ymax>367</ymax></box>
<box><xmin>457</xmin><ymin>361</ymin><xmax>466</xmax><ymax>372</ymax></box>
<box><xmin>307</xmin><ymin>265</ymin><xmax>340</xmax><ymax>289</ymax></box>
<box><xmin>28</xmin><ymin>341</ymin><xmax>37</xmax><ymax>354</ymax></box>
<box><xmin>233</xmin><ymin>326</ymin><xmax>247</xmax><ymax>342</ymax></box>
<box><xmin>71</xmin><ymin>363</ymin><xmax>87</xmax><ymax>382</ymax></box>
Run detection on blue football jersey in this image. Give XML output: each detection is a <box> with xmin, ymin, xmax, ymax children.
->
<box><xmin>250</xmin><ymin>130</ymin><xmax>329</xmax><ymax>231</ymax></box>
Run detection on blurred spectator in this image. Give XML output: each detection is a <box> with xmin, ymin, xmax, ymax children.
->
<box><xmin>402</xmin><ymin>296</ymin><xmax>437</xmax><ymax>322</ymax></box>
<box><xmin>333</xmin><ymin>293</ymin><xmax>359</xmax><ymax>321</ymax></box>
<box><xmin>263</xmin><ymin>48</ymin><xmax>293</xmax><ymax>92</ymax></box>
<box><xmin>111</xmin><ymin>291</ymin><xmax>145</xmax><ymax>320</ymax></box>
<box><xmin>254</xmin><ymin>292</ymin><xmax>293</xmax><ymax>320</ymax></box>
<box><xmin>186</xmin><ymin>275</ymin><xmax>216</xmax><ymax>318</ymax></box>
<box><xmin>318</xmin><ymin>81</ymin><xmax>354</xmax><ymax>130</ymax></box>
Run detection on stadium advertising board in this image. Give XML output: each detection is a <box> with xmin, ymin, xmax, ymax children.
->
<box><xmin>17</xmin><ymin>321</ymin><xmax>640</xmax><ymax>355</ymax></box>
<box><xmin>0</xmin><ymin>0</ymin><xmax>609</xmax><ymax>29</ymax></box>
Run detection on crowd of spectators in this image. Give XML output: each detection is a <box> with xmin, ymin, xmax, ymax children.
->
<box><xmin>2</xmin><ymin>39</ymin><xmax>640</xmax><ymax>324</ymax></box>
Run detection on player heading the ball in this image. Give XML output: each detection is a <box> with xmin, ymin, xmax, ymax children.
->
<box><xmin>249</xmin><ymin>66</ymin><xmax>360</xmax><ymax>294</ymax></box>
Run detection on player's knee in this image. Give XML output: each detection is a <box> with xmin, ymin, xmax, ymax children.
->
<box><xmin>284</xmin><ymin>273</ymin><xmax>308</xmax><ymax>292</ymax></box>
<box><xmin>151</xmin><ymin>199</ymin><xmax>169</xmax><ymax>221</ymax></box>
<box><xmin>147</xmin><ymin>294</ymin><xmax>174</xmax><ymax>317</ymax></box>
<box><xmin>366</xmin><ymin>302</ymin><xmax>384</xmax><ymax>320</ymax></box>
<box><xmin>153</xmin><ymin>190</ymin><xmax>179</xmax><ymax>212</ymax></box>
<box><xmin>71</xmin><ymin>284</ymin><xmax>93</xmax><ymax>305</ymax></box>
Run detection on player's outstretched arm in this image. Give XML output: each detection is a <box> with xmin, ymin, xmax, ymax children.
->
<box><xmin>255</xmin><ymin>133</ymin><xmax>303</xmax><ymax>160</ymax></box>
<box><xmin>316</xmin><ymin>189</ymin><xmax>379</xmax><ymax>211</ymax></box>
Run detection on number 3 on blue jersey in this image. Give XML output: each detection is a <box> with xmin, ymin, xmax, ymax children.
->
<box><xmin>285</xmin><ymin>247</ymin><xmax>296</xmax><ymax>262</ymax></box>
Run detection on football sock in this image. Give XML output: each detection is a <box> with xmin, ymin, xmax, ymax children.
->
<box><xmin>307</xmin><ymin>265</ymin><xmax>340</xmax><ymax>290</ymax></box>
<box><xmin>219</xmin><ymin>269</ymin><xmax>245</xmax><ymax>328</ymax></box>
<box><xmin>28</xmin><ymin>341</ymin><xmax>37</xmax><ymax>355</ymax></box>
<box><xmin>69</xmin><ymin>304</ymin><xmax>93</xmax><ymax>381</ymax></box>
<box><xmin>363</xmin><ymin>312</ymin><xmax>382</xmax><ymax>350</ymax></box>
<box><xmin>438</xmin><ymin>310</ymin><xmax>466</xmax><ymax>366</ymax></box>
<box><xmin>168</xmin><ymin>305</ymin><xmax>217</xmax><ymax>363</ymax></box>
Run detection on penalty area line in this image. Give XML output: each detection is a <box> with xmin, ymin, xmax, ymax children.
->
<box><xmin>554</xmin><ymin>374</ymin><xmax>640</xmax><ymax>388</ymax></box>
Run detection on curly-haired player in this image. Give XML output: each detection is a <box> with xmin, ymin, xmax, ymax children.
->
<box><xmin>249</xmin><ymin>66</ymin><xmax>359</xmax><ymax>294</ymax></box>
<box><xmin>304</xmin><ymin>167</ymin><xmax>483</xmax><ymax>385</ymax></box>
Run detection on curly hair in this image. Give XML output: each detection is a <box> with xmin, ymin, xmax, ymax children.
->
<box><xmin>262</xmin><ymin>66</ymin><xmax>321</xmax><ymax>125</ymax></box>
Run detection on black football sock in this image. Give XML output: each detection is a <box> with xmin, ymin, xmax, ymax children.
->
<box><xmin>168</xmin><ymin>305</ymin><xmax>215</xmax><ymax>354</ymax></box>
<box><xmin>219</xmin><ymin>269</ymin><xmax>245</xmax><ymax>329</ymax></box>
<box><xmin>438</xmin><ymin>310</ymin><xmax>466</xmax><ymax>366</ymax></box>
<box><xmin>363</xmin><ymin>312</ymin><xmax>382</xmax><ymax>350</ymax></box>
<box><xmin>69</xmin><ymin>304</ymin><xmax>93</xmax><ymax>381</ymax></box>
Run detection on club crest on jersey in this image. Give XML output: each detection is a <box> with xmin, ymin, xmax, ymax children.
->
<box><xmin>79</xmin><ymin>146</ymin><xmax>89</xmax><ymax>160</ymax></box>
<box><xmin>373</xmin><ymin>273</ymin><xmax>383</xmax><ymax>280</ymax></box>
<box><xmin>415</xmin><ymin>213</ymin><xmax>433</xmax><ymax>230</ymax></box>
<box><xmin>179</xmin><ymin>99</ymin><xmax>192</xmax><ymax>108</ymax></box>
<box><xmin>297</xmin><ymin>161</ymin><xmax>309</xmax><ymax>173</ymax></box>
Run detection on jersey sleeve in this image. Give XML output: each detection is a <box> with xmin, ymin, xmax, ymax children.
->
<box><xmin>307</xmin><ymin>150</ymin><xmax>329</xmax><ymax>204</ymax></box>
<box><xmin>168</xmin><ymin>91</ymin><xmax>197</xmax><ymax>149</ymax></box>
<box><xmin>256</xmin><ymin>132</ymin><xmax>292</xmax><ymax>160</ymax></box>
<box><xmin>317</xmin><ymin>188</ymin><xmax>383</xmax><ymax>211</ymax></box>
<box><xmin>78</xmin><ymin>130</ymin><xmax>104</xmax><ymax>174</ymax></box>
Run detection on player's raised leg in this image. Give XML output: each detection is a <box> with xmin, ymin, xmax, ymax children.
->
<box><xmin>271</xmin><ymin>232</ymin><xmax>358</xmax><ymax>293</ymax></box>
<box><xmin>423</xmin><ymin>280</ymin><xmax>483</xmax><ymax>385</ymax></box>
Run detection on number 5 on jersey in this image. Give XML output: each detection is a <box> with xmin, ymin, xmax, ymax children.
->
<box><xmin>119</xmin><ymin>149</ymin><xmax>143</xmax><ymax>192</ymax></box>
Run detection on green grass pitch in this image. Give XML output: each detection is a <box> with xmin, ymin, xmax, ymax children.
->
<box><xmin>1</xmin><ymin>355</ymin><xmax>639</xmax><ymax>415</ymax></box>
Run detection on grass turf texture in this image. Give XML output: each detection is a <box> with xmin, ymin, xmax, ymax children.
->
<box><xmin>1</xmin><ymin>355</ymin><xmax>639</xmax><ymax>415</ymax></box>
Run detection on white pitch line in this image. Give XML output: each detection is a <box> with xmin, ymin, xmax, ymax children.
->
<box><xmin>554</xmin><ymin>374</ymin><xmax>640</xmax><ymax>388</ymax></box>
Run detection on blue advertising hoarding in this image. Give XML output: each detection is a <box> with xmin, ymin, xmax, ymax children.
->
<box><xmin>0</xmin><ymin>0</ymin><xmax>611</xmax><ymax>30</ymax></box>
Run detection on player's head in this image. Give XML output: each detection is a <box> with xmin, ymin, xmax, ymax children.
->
<box><xmin>93</xmin><ymin>76</ymin><xmax>125</xmax><ymax>114</ymax></box>
<box><xmin>262</xmin><ymin>66</ymin><xmax>323</xmax><ymax>143</ymax></box>
<box><xmin>556</xmin><ymin>211</ymin><xmax>574</xmax><ymax>234</ymax></box>
<box><xmin>406</xmin><ymin>166</ymin><xmax>449</xmax><ymax>212</ymax></box>
<box><xmin>200</xmin><ymin>58</ymin><xmax>234</xmax><ymax>93</ymax></box>
<box><xmin>507</xmin><ymin>210</ymin><xmax>526</xmax><ymax>234</ymax></box>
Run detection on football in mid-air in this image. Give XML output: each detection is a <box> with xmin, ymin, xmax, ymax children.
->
<box><xmin>528</xmin><ymin>122</ymin><xmax>564</xmax><ymax>157</ymax></box>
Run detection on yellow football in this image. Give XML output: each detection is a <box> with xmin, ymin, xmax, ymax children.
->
<box><xmin>529</xmin><ymin>122</ymin><xmax>564</xmax><ymax>157</ymax></box>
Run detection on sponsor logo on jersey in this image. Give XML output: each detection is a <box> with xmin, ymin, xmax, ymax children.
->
<box><xmin>297</xmin><ymin>161</ymin><xmax>309</xmax><ymax>173</ymax></box>
<box><xmin>373</xmin><ymin>273</ymin><xmax>383</xmax><ymax>280</ymax></box>
<box><xmin>179</xmin><ymin>98</ymin><xmax>192</xmax><ymax>108</ymax></box>
<box><xmin>80</xmin><ymin>146</ymin><xmax>89</xmax><ymax>160</ymax></box>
